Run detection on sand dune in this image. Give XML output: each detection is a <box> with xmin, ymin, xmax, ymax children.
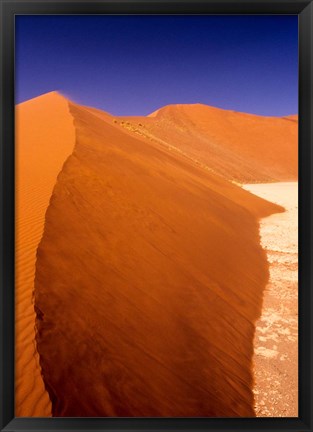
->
<box><xmin>283</xmin><ymin>114</ymin><xmax>298</xmax><ymax>122</ymax></box>
<box><xmin>15</xmin><ymin>92</ymin><xmax>76</xmax><ymax>416</ymax></box>
<box><xmin>119</xmin><ymin>104</ymin><xmax>298</xmax><ymax>183</ymax></box>
<box><xmin>16</xmin><ymin>92</ymin><xmax>297</xmax><ymax>417</ymax></box>
<box><xmin>33</xmin><ymin>100</ymin><xmax>283</xmax><ymax>417</ymax></box>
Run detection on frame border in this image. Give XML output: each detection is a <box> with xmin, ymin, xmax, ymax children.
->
<box><xmin>1</xmin><ymin>1</ymin><xmax>312</xmax><ymax>431</ymax></box>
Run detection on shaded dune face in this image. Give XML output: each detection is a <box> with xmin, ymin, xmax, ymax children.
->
<box><xmin>34</xmin><ymin>101</ymin><xmax>283</xmax><ymax>417</ymax></box>
<box><xmin>119</xmin><ymin>104</ymin><xmax>298</xmax><ymax>183</ymax></box>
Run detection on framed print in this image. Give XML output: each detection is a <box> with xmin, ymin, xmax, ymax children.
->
<box><xmin>0</xmin><ymin>0</ymin><xmax>312</xmax><ymax>431</ymax></box>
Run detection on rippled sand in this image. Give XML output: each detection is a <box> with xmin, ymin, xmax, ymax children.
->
<box><xmin>243</xmin><ymin>182</ymin><xmax>298</xmax><ymax>417</ymax></box>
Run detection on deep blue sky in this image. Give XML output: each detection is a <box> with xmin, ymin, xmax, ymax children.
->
<box><xmin>15</xmin><ymin>15</ymin><xmax>298</xmax><ymax>116</ymax></box>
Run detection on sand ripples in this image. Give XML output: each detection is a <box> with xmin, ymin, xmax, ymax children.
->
<box><xmin>15</xmin><ymin>92</ymin><xmax>75</xmax><ymax>416</ymax></box>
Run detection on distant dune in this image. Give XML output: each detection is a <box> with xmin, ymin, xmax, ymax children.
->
<box><xmin>119</xmin><ymin>104</ymin><xmax>298</xmax><ymax>183</ymax></box>
<box><xmin>283</xmin><ymin>114</ymin><xmax>298</xmax><ymax>122</ymax></box>
<box><xmin>30</xmin><ymin>95</ymin><xmax>284</xmax><ymax>417</ymax></box>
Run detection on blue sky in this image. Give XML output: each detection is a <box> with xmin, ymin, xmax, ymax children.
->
<box><xmin>15</xmin><ymin>15</ymin><xmax>298</xmax><ymax>116</ymax></box>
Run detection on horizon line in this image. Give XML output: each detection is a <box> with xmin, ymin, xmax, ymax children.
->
<box><xmin>16</xmin><ymin>90</ymin><xmax>299</xmax><ymax>119</ymax></box>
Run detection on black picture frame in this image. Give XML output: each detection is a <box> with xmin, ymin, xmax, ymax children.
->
<box><xmin>0</xmin><ymin>1</ymin><xmax>312</xmax><ymax>431</ymax></box>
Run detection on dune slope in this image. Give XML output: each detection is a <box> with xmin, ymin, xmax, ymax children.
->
<box><xmin>15</xmin><ymin>92</ymin><xmax>76</xmax><ymax>416</ymax></box>
<box><xmin>34</xmin><ymin>101</ymin><xmax>283</xmax><ymax>417</ymax></box>
<box><xmin>119</xmin><ymin>104</ymin><xmax>298</xmax><ymax>183</ymax></box>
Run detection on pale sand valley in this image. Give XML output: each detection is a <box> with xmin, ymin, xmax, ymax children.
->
<box><xmin>15</xmin><ymin>92</ymin><xmax>298</xmax><ymax>417</ymax></box>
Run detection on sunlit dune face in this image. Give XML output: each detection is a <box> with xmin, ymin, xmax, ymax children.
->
<box><xmin>15</xmin><ymin>92</ymin><xmax>76</xmax><ymax>416</ymax></box>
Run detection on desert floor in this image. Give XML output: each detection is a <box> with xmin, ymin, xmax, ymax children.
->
<box><xmin>243</xmin><ymin>182</ymin><xmax>298</xmax><ymax>417</ymax></box>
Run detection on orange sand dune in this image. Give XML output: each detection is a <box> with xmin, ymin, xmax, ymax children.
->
<box><xmin>33</xmin><ymin>100</ymin><xmax>283</xmax><ymax>417</ymax></box>
<box><xmin>15</xmin><ymin>92</ymin><xmax>75</xmax><ymax>416</ymax></box>
<box><xmin>119</xmin><ymin>104</ymin><xmax>298</xmax><ymax>183</ymax></box>
<box><xmin>283</xmin><ymin>114</ymin><xmax>298</xmax><ymax>122</ymax></box>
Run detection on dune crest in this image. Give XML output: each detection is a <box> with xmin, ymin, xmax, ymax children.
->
<box><xmin>33</xmin><ymin>99</ymin><xmax>283</xmax><ymax>417</ymax></box>
<box><xmin>15</xmin><ymin>91</ymin><xmax>76</xmax><ymax>416</ymax></box>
